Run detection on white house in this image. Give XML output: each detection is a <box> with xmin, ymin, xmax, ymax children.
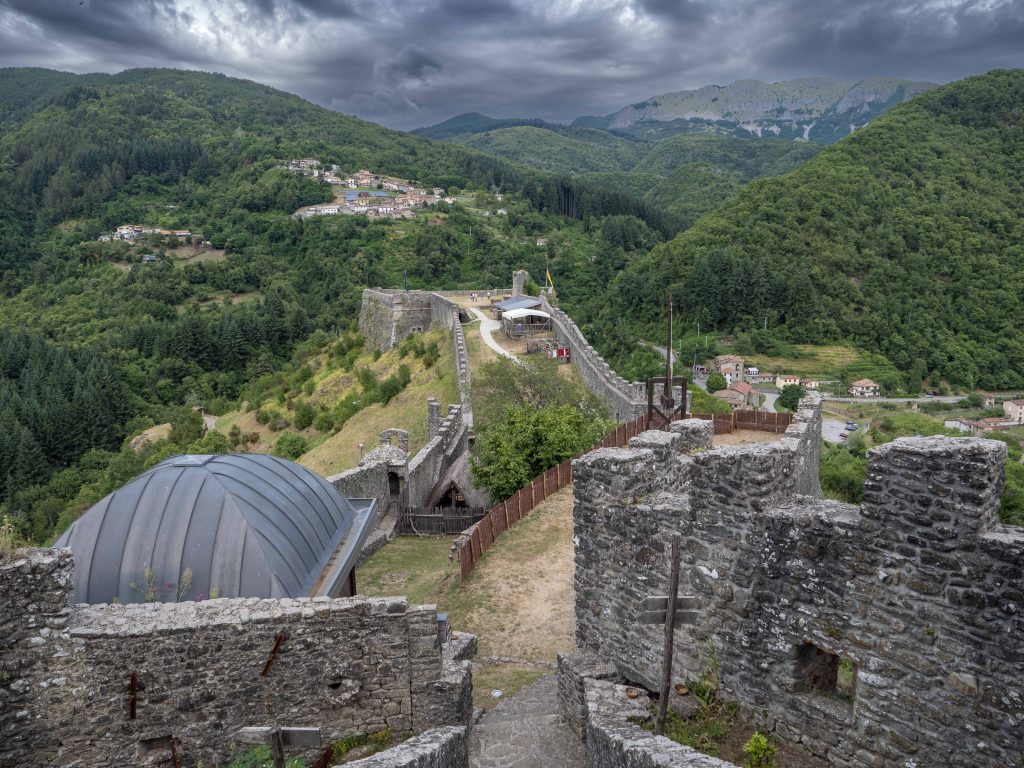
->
<box><xmin>775</xmin><ymin>374</ymin><xmax>801</xmax><ymax>389</ymax></box>
<box><xmin>802</xmin><ymin>379</ymin><xmax>820</xmax><ymax>390</ymax></box>
<box><xmin>1003</xmin><ymin>400</ymin><xmax>1024</xmax><ymax>424</ymax></box>
<box><xmin>849</xmin><ymin>379</ymin><xmax>881</xmax><ymax>398</ymax></box>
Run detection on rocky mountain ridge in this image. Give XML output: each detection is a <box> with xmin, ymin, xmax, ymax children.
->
<box><xmin>574</xmin><ymin>76</ymin><xmax>937</xmax><ymax>142</ymax></box>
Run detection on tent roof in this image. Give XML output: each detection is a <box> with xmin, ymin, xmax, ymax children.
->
<box><xmin>54</xmin><ymin>454</ymin><xmax>375</xmax><ymax>604</ymax></box>
<box><xmin>502</xmin><ymin>308</ymin><xmax>551</xmax><ymax>320</ymax></box>
<box><xmin>494</xmin><ymin>296</ymin><xmax>542</xmax><ymax>311</ymax></box>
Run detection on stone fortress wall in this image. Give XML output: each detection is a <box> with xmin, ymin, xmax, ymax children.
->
<box><xmin>539</xmin><ymin>296</ymin><xmax>646</xmax><ymax>422</ymax></box>
<box><xmin>566</xmin><ymin>394</ymin><xmax>1024</xmax><ymax>768</ymax></box>
<box><xmin>0</xmin><ymin>549</ymin><xmax>472</xmax><ymax>767</ymax></box>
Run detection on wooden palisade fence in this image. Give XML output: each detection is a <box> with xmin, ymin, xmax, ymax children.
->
<box><xmin>455</xmin><ymin>408</ymin><xmax>794</xmax><ymax>581</ymax></box>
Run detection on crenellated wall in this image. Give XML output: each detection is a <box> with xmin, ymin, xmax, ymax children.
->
<box><xmin>0</xmin><ymin>549</ymin><xmax>472</xmax><ymax>768</ymax></box>
<box><xmin>571</xmin><ymin>394</ymin><xmax>1024</xmax><ymax>767</ymax></box>
<box><xmin>539</xmin><ymin>297</ymin><xmax>646</xmax><ymax>422</ymax></box>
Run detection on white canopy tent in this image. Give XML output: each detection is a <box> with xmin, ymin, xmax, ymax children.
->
<box><xmin>501</xmin><ymin>308</ymin><xmax>552</xmax><ymax>338</ymax></box>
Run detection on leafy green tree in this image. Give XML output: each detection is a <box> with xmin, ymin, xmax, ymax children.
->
<box><xmin>777</xmin><ymin>384</ymin><xmax>806</xmax><ymax>411</ymax></box>
<box><xmin>705</xmin><ymin>372</ymin><xmax>727</xmax><ymax>393</ymax></box>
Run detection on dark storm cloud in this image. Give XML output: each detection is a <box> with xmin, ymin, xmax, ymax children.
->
<box><xmin>0</xmin><ymin>0</ymin><xmax>1021</xmax><ymax>129</ymax></box>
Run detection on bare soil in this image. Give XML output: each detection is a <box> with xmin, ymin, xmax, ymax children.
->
<box><xmin>713</xmin><ymin>429</ymin><xmax>782</xmax><ymax>446</ymax></box>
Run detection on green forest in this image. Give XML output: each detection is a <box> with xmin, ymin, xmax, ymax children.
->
<box><xmin>2</xmin><ymin>66</ymin><xmax>1023</xmax><ymax>543</ymax></box>
<box><xmin>591</xmin><ymin>70</ymin><xmax>1024</xmax><ymax>392</ymax></box>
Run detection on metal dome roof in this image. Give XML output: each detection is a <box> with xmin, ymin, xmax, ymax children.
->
<box><xmin>54</xmin><ymin>454</ymin><xmax>376</xmax><ymax>605</ymax></box>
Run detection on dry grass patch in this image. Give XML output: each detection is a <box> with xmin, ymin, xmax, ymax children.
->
<box><xmin>741</xmin><ymin>344</ymin><xmax>861</xmax><ymax>379</ymax></box>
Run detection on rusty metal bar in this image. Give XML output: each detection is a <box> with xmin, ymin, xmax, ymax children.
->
<box><xmin>261</xmin><ymin>632</ymin><xmax>288</xmax><ymax>677</ymax></box>
<box><xmin>129</xmin><ymin>672</ymin><xmax>137</xmax><ymax>720</ymax></box>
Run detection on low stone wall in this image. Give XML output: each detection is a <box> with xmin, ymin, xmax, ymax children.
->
<box><xmin>572</xmin><ymin>394</ymin><xmax>1024</xmax><ymax>767</ymax></box>
<box><xmin>583</xmin><ymin>679</ymin><xmax>738</xmax><ymax>768</ymax></box>
<box><xmin>540</xmin><ymin>297</ymin><xmax>645</xmax><ymax>422</ymax></box>
<box><xmin>1</xmin><ymin>549</ymin><xmax>473</xmax><ymax>768</ymax></box>
<box><xmin>343</xmin><ymin>726</ymin><xmax>468</xmax><ymax>768</ymax></box>
<box><xmin>330</xmin><ymin>456</ymin><xmax>392</xmax><ymax>525</ymax></box>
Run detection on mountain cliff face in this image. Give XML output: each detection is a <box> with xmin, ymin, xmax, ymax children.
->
<box><xmin>576</xmin><ymin>77</ymin><xmax>936</xmax><ymax>143</ymax></box>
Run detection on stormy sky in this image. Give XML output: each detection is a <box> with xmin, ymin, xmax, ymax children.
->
<box><xmin>0</xmin><ymin>0</ymin><xmax>1021</xmax><ymax>130</ymax></box>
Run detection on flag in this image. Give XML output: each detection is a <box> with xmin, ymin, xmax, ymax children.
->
<box><xmin>546</xmin><ymin>269</ymin><xmax>555</xmax><ymax>289</ymax></box>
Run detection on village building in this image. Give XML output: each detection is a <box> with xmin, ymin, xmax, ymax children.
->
<box><xmin>1002</xmin><ymin>399</ymin><xmax>1024</xmax><ymax>423</ymax></box>
<box><xmin>712</xmin><ymin>388</ymin><xmax>745</xmax><ymax>409</ymax></box>
<box><xmin>728</xmin><ymin>380</ymin><xmax>760</xmax><ymax>408</ymax></box>
<box><xmin>714</xmin><ymin>354</ymin><xmax>745</xmax><ymax>384</ymax></box>
<box><xmin>802</xmin><ymin>378</ymin><xmax>820</xmax><ymax>390</ymax></box>
<box><xmin>945</xmin><ymin>417</ymin><xmax>984</xmax><ymax>435</ymax></box>
<box><xmin>775</xmin><ymin>373</ymin><xmax>802</xmax><ymax>389</ymax></box>
<box><xmin>979</xmin><ymin>391</ymin><xmax>996</xmax><ymax>407</ymax></box>
<box><xmin>849</xmin><ymin>378</ymin><xmax>881</xmax><ymax>397</ymax></box>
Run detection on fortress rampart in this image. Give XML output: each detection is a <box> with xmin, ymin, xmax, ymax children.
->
<box><xmin>0</xmin><ymin>549</ymin><xmax>471</xmax><ymax>767</ymax></box>
<box><xmin>568</xmin><ymin>394</ymin><xmax>1024</xmax><ymax>767</ymax></box>
<box><xmin>539</xmin><ymin>296</ymin><xmax>646</xmax><ymax>422</ymax></box>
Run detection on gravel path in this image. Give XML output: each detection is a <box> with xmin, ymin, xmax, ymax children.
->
<box><xmin>470</xmin><ymin>307</ymin><xmax>516</xmax><ymax>360</ymax></box>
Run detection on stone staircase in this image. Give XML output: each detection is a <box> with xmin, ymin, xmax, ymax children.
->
<box><xmin>469</xmin><ymin>675</ymin><xmax>584</xmax><ymax>768</ymax></box>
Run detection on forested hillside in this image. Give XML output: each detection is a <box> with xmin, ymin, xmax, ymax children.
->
<box><xmin>593</xmin><ymin>69</ymin><xmax>1024</xmax><ymax>390</ymax></box>
<box><xmin>0</xmin><ymin>67</ymin><xmax>665</xmax><ymax>542</ymax></box>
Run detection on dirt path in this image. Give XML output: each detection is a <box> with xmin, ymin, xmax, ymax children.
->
<box><xmin>445</xmin><ymin>486</ymin><xmax>575</xmax><ymax>663</ymax></box>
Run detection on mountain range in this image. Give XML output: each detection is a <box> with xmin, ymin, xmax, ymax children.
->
<box><xmin>417</xmin><ymin>76</ymin><xmax>937</xmax><ymax>144</ymax></box>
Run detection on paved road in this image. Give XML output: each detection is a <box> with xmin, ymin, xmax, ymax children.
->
<box><xmin>826</xmin><ymin>395</ymin><xmax>960</xmax><ymax>404</ymax></box>
<box><xmin>470</xmin><ymin>675</ymin><xmax>584</xmax><ymax>768</ymax></box>
<box><xmin>469</xmin><ymin>307</ymin><xmax>516</xmax><ymax>360</ymax></box>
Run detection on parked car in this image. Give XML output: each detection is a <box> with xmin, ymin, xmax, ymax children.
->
<box><xmin>839</xmin><ymin>432</ymin><xmax>848</xmax><ymax>440</ymax></box>
<box><xmin>845</xmin><ymin>421</ymin><xmax>858</xmax><ymax>431</ymax></box>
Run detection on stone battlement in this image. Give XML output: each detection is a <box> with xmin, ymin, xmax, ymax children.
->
<box><xmin>572</xmin><ymin>395</ymin><xmax>1024</xmax><ymax>767</ymax></box>
<box><xmin>539</xmin><ymin>296</ymin><xmax>646</xmax><ymax>422</ymax></box>
<box><xmin>0</xmin><ymin>549</ymin><xmax>472</xmax><ymax>767</ymax></box>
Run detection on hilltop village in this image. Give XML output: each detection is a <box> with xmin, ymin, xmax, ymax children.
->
<box><xmin>288</xmin><ymin>160</ymin><xmax>453</xmax><ymax>220</ymax></box>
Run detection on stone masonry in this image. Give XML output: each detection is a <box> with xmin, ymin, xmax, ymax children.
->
<box><xmin>1</xmin><ymin>549</ymin><xmax>472</xmax><ymax>767</ymax></box>
<box><xmin>571</xmin><ymin>394</ymin><xmax>1024</xmax><ymax>767</ymax></box>
<box><xmin>539</xmin><ymin>296</ymin><xmax>646</xmax><ymax>422</ymax></box>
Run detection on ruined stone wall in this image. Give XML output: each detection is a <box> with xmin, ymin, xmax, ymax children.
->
<box><xmin>1</xmin><ymin>550</ymin><xmax>472</xmax><ymax>768</ymax></box>
<box><xmin>539</xmin><ymin>297</ymin><xmax>645</xmax><ymax>422</ymax></box>
<box><xmin>407</xmin><ymin>405</ymin><xmax>469</xmax><ymax>511</ymax></box>
<box><xmin>343</xmin><ymin>726</ymin><xmax>468</xmax><ymax>767</ymax></box>
<box><xmin>572</xmin><ymin>395</ymin><xmax>1024</xmax><ymax>767</ymax></box>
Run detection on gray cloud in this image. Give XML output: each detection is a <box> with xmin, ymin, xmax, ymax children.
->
<box><xmin>0</xmin><ymin>0</ymin><xmax>1020</xmax><ymax>129</ymax></box>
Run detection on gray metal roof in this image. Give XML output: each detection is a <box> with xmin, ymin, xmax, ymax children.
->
<box><xmin>494</xmin><ymin>296</ymin><xmax>542</xmax><ymax>312</ymax></box>
<box><xmin>54</xmin><ymin>454</ymin><xmax>375</xmax><ymax>605</ymax></box>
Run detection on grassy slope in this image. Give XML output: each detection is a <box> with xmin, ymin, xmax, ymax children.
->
<box><xmin>299</xmin><ymin>330</ymin><xmax>459</xmax><ymax>475</ymax></box>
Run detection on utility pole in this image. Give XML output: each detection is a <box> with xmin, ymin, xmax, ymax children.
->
<box><xmin>662</xmin><ymin>293</ymin><xmax>674</xmax><ymax>412</ymax></box>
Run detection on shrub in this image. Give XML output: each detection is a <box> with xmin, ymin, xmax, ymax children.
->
<box><xmin>742</xmin><ymin>732</ymin><xmax>777</xmax><ymax>768</ymax></box>
<box><xmin>254</xmin><ymin>409</ymin><xmax>271</xmax><ymax>425</ymax></box>
<box><xmin>273</xmin><ymin>432</ymin><xmax>309</xmax><ymax>460</ymax></box>
<box><xmin>293</xmin><ymin>402</ymin><xmax>315</xmax><ymax>431</ymax></box>
<box><xmin>268</xmin><ymin>415</ymin><xmax>290</xmax><ymax>432</ymax></box>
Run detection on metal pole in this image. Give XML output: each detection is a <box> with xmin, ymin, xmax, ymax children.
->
<box><xmin>655</xmin><ymin>533</ymin><xmax>682</xmax><ymax>736</ymax></box>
